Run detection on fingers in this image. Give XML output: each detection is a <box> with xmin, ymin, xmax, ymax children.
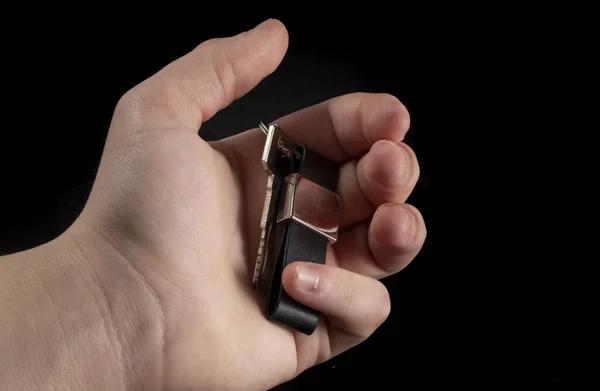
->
<box><xmin>282</xmin><ymin>262</ymin><xmax>391</xmax><ymax>355</ymax></box>
<box><xmin>220</xmin><ymin>93</ymin><xmax>414</xmax><ymax>231</ymax></box>
<box><xmin>275</xmin><ymin>92</ymin><xmax>410</xmax><ymax>163</ymax></box>
<box><xmin>338</xmin><ymin>139</ymin><xmax>420</xmax><ymax>229</ymax></box>
<box><xmin>228</xmin><ymin>92</ymin><xmax>410</xmax><ymax>165</ymax></box>
<box><xmin>114</xmin><ymin>19</ymin><xmax>288</xmax><ymax>132</ymax></box>
<box><xmin>333</xmin><ymin>203</ymin><xmax>426</xmax><ymax>279</ymax></box>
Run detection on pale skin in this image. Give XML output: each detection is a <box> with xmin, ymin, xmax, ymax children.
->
<box><xmin>0</xmin><ymin>19</ymin><xmax>426</xmax><ymax>391</ymax></box>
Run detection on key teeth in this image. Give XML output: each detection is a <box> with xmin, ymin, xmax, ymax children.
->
<box><xmin>257</xmin><ymin>237</ymin><xmax>264</xmax><ymax>255</ymax></box>
<box><xmin>260</xmin><ymin>174</ymin><xmax>274</xmax><ymax>229</ymax></box>
<box><xmin>253</xmin><ymin>251</ymin><xmax>264</xmax><ymax>287</ymax></box>
<box><xmin>254</xmin><ymin>174</ymin><xmax>272</xmax><ymax>288</ymax></box>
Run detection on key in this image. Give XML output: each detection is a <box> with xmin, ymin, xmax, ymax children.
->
<box><xmin>252</xmin><ymin>121</ymin><xmax>341</xmax><ymax>335</ymax></box>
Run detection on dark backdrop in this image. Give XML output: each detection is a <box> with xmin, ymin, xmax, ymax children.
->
<box><xmin>0</xmin><ymin>11</ymin><xmax>591</xmax><ymax>388</ymax></box>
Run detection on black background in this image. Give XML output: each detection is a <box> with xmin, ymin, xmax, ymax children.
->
<box><xmin>0</xmin><ymin>10</ymin><xmax>592</xmax><ymax>389</ymax></box>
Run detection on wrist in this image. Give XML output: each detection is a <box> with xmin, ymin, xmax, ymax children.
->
<box><xmin>0</xmin><ymin>223</ymin><xmax>165</xmax><ymax>390</ymax></box>
<box><xmin>68</xmin><ymin>221</ymin><xmax>166</xmax><ymax>390</ymax></box>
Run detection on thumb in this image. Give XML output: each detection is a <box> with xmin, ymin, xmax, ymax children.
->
<box><xmin>115</xmin><ymin>19</ymin><xmax>289</xmax><ymax>132</ymax></box>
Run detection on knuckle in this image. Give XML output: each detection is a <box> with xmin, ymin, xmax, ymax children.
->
<box><xmin>115</xmin><ymin>87</ymin><xmax>139</xmax><ymax>113</ymax></box>
<box><xmin>197</xmin><ymin>37</ymin><xmax>222</xmax><ymax>53</ymax></box>
<box><xmin>338</xmin><ymin>281</ymin><xmax>359</xmax><ymax>308</ymax></box>
<box><xmin>350</xmin><ymin>282</ymin><xmax>391</xmax><ymax>340</ymax></box>
<box><xmin>114</xmin><ymin>81</ymin><xmax>186</xmax><ymax>127</ymax></box>
<box><xmin>113</xmin><ymin>88</ymin><xmax>148</xmax><ymax>129</ymax></box>
<box><xmin>212</xmin><ymin>54</ymin><xmax>236</xmax><ymax>102</ymax></box>
<box><xmin>193</xmin><ymin>37</ymin><xmax>238</xmax><ymax>108</ymax></box>
<box><xmin>198</xmin><ymin>37</ymin><xmax>235</xmax><ymax>80</ymax></box>
<box><xmin>337</xmin><ymin>279</ymin><xmax>391</xmax><ymax>337</ymax></box>
<box><xmin>116</xmin><ymin>85</ymin><xmax>155</xmax><ymax>115</ymax></box>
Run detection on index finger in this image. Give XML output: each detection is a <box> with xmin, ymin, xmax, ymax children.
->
<box><xmin>273</xmin><ymin>92</ymin><xmax>410</xmax><ymax>163</ymax></box>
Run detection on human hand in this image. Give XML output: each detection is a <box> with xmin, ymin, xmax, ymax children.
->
<box><xmin>67</xmin><ymin>19</ymin><xmax>426</xmax><ymax>390</ymax></box>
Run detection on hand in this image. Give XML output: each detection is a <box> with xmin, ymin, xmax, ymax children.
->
<box><xmin>67</xmin><ymin>19</ymin><xmax>425</xmax><ymax>390</ymax></box>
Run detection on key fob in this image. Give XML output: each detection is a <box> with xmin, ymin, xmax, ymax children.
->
<box><xmin>252</xmin><ymin>121</ymin><xmax>341</xmax><ymax>335</ymax></box>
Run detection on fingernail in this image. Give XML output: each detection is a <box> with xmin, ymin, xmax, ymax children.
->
<box><xmin>295</xmin><ymin>264</ymin><xmax>320</xmax><ymax>292</ymax></box>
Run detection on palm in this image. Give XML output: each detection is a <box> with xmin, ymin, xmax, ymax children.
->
<box><xmin>86</xmin><ymin>128</ymin><xmax>301</xmax><ymax>387</ymax></box>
